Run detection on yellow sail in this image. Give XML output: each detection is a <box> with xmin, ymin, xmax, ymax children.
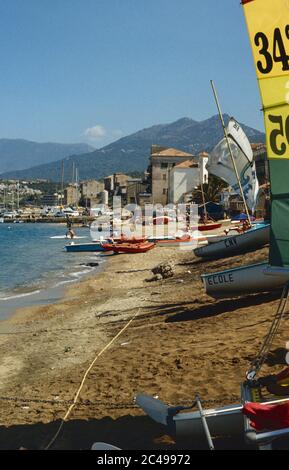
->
<box><xmin>242</xmin><ymin>0</ymin><xmax>289</xmax><ymax>267</ymax></box>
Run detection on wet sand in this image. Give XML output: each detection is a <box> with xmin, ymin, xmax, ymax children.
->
<box><xmin>0</xmin><ymin>242</ymin><xmax>288</xmax><ymax>450</ymax></box>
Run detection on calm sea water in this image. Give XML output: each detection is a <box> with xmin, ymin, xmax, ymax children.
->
<box><xmin>0</xmin><ymin>223</ymin><xmax>104</xmax><ymax>319</ymax></box>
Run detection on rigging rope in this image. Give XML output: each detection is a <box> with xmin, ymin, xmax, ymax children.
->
<box><xmin>44</xmin><ymin>308</ymin><xmax>141</xmax><ymax>450</ymax></box>
<box><xmin>247</xmin><ymin>281</ymin><xmax>289</xmax><ymax>381</ymax></box>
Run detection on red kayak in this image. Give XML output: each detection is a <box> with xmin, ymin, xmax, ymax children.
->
<box><xmin>113</xmin><ymin>236</ymin><xmax>147</xmax><ymax>244</ymax></box>
<box><xmin>198</xmin><ymin>223</ymin><xmax>222</xmax><ymax>232</ymax></box>
<box><xmin>102</xmin><ymin>242</ymin><xmax>155</xmax><ymax>254</ymax></box>
<box><xmin>156</xmin><ymin>234</ymin><xmax>192</xmax><ymax>247</ymax></box>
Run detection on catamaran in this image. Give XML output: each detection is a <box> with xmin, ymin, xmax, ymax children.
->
<box><xmin>137</xmin><ymin>0</ymin><xmax>289</xmax><ymax>449</ymax></box>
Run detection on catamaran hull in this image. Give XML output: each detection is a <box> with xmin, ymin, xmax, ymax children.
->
<box><xmin>136</xmin><ymin>394</ymin><xmax>289</xmax><ymax>447</ymax></box>
<box><xmin>202</xmin><ymin>262</ymin><xmax>289</xmax><ymax>299</ymax></box>
<box><xmin>174</xmin><ymin>405</ymin><xmax>243</xmax><ymax>439</ymax></box>
<box><xmin>135</xmin><ymin>394</ymin><xmax>243</xmax><ymax>441</ymax></box>
<box><xmin>194</xmin><ymin>225</ymin><xmax>270</xmax><ymax>260</ymax></box>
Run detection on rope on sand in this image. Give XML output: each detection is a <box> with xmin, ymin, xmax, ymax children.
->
<box><xmin>44</xmin><ymin>308</ymin><xmax>141</xmax><ymax>450</ymax></box>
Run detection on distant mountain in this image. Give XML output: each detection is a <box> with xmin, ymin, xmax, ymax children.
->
<box><xmin>0</xmin><ymin>139</ymin><xmax>94</xmax><ymax>174</ymax></box>
<box><xmin>0</xmin><ymin>115</ymin><xmax>265</xmax><ymax>181</ymax></box>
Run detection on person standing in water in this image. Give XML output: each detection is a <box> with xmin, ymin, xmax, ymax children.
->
<box><xmin>66</xmin><ymin>215</ymin><xmax>75</xmax><ymax>239</ymax></box>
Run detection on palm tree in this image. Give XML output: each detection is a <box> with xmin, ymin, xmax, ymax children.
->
<box><xmin>192</xmin><ymin>175</ymin><xmax>228</xmax><ymax>205</ymax></box>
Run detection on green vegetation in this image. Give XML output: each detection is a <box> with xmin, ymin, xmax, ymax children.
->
<box><xmin>26</xmin><ymin>181</ymin><xmax>61</xmax><ymax>194</ymax></box>
<box><xmin>192</xmin><ymin>175</ymin><xmax>228</xmax><ymax>204</ymax></box>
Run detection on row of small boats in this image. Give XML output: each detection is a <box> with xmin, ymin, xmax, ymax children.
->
<box><xmin>65</xmin><ymin>232</ymin><xmax>206</xmax><ymax>253</ymax></box>
<box><xmin>64</xmin><ymin>217</ymin><xmax>287</xmax><ymax>300</ymax></box>
<box><xmin>65</xmin><ymin>234</ymin><xmax>195</xmax><ymax>254</ymax></box>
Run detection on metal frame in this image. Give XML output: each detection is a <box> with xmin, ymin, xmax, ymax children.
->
<box><xmin>241</xmin><ymin>382</ymin><xmax>289</xmax><ymax>449</ymax></box>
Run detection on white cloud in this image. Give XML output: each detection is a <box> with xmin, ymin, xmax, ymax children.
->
<box><xmin>83</xmin><ymin>125</ymin><xmax>124</xmax><ymax>144</ymax></box>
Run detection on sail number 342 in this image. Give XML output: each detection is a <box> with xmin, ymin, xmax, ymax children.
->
<box><xmin>255</xmin><ymin>26</ymin><xmax>289</xmax><ymax>74</ymax></box>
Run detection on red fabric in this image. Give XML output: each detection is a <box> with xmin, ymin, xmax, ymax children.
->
<box><xmin>243</xmin><ymin>402</ymin><xmax>289</xmax><ymax>431</ymax></box>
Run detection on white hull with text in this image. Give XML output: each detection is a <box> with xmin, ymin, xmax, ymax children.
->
<box><xmin>202</xmin><ymin>262</ymin><xmax>289</xmax><ymax>299</ymax></box>
<box><xmin>194</xmin><ymin>224</ymin><xmax>269</xmax><ymax>260</ymax></box>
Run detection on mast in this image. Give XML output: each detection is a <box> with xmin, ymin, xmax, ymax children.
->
<box><xmin>61</xmin><ymin>160</ymin><xmax>65</xmax><ymax>207</ymax></box>
<box><xmin>199</xmin><ymin>156</ymin><xmax>208</xmax><ymax>220</ymax></box>
<box><xmin>72</xmin><ymin>162</ymin><xmax>75</xmax><ymax>184</ymax></box>
<box><xmin>200</xmin><ymin>180</ymin><xmax>207</xmax><ymax>221</ymax></box>
<box><xmin>210</xmin><ymin>80</ymin><xmax>251</xmax><ymax>225</ymax></box>
<box><xmin>75</xmin><ymin>167</ymin><xmax>78</xmax><ymax>207</ymax></box>
<box><xmin>17</xmin><ymin>181</ymin><xmax>20</xmax><ymax>210</ymax></box>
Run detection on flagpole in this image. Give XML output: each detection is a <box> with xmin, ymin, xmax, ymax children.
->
<box><xmin>210</xmin><ymin>80</ymin><xmax>251</xmax><ymax>226</ymax></box>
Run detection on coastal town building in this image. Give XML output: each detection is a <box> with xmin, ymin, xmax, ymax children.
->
<box><xmin>64</xmin><ymin>185</ymin><xmax>80</xmax><ymax>206</ymax></box>
<box><xmin>149</xmin><ymin>146</ymin><xmax>208</xmax><ymax>205</ymax></box>
<box><xmin>80</xmin><ymin>180</ymin><xmax>104</xmax><ymax>207</ymax></box>
<box><xmin>254</xmin><ymin>183</ymin><xmax>270</xmax><ymax>219</ymax></box>
<box><xmin>126</xmin><ymin>179</ymin><xmax>151</xmax><ymax>206</ymax></box>
<box><xmin>103</xmin><ymin>173</ymin><xmax>130</xmax><ymax>202</ymax></box>
<box><xmin>112</xmin><ymin>173</ymin><xmax>130</xmax><ymax>200</ymax></box>
<box><xmin>252</xmin><ymin>143</ymin><xmax>267</xmax><ymax>185</ymax></box>
<box><xmin>104</xmin><ymin>175</ymin><xmax>114</xmax><ymax>193</ymax></box>
<box><xmin>169</xmin><ymin>160</ymin><xmax>199</xmax><ymax>204</ymax></box>
<box><xmin>150</xmin><ymin>146</ymin><xmax>196</xmax><ymax>205</ymax></box>
<box><xmin>41</xmin><ymin>193</ymin><xmax>60</xmax><ymax>206</ymax></box>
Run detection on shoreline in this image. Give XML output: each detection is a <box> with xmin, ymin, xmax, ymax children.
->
<box><xmin>0</xmin><ymin>222</ymin><xmax>104</xmax><ymax>321</ymax></box>
<box><xmin>0</xmin><ymin>242</ymin><xmax>287</xmax><ymax>450</ymax></box>
<box><xmin>0</xmin><ymin>257</ymin><xmax>106</xmax><ymax>321</ymax></box>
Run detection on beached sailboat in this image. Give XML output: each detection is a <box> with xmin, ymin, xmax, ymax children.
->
<box><xmin>196</xmin><ymin>109</ymin><xmax>260</xmax><ymax>260</ymax></box>
<box><xmin>201</xmin><ymin>261</ymin><xmax>289</xmax><ymax>298</ymax></box>
<box><xmin>137</xmin><ymin>0</ymin><xmax>289</xmax><ymax>449</ymax></box>
<box><xmin>194</xmin><ymin>224</ymin><xmax>270</xmax><ymax>260</ymax></box>
<box><xmin>136</xmin><ymin>392</ymin><xmax>289</xmax><ymax>449</ymax></box>
<box><xmin>202</xmin><ymin>0</ymin><xmax>289</xmax><ymax>298</ymax></box>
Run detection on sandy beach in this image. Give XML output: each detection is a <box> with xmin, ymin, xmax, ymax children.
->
<box><xmin>0</xmin><ymin>242</ymin><xmax>288</xmax><ymax>450</ymax></box>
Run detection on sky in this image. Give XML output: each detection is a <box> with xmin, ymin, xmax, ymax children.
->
<box><xmin>0</xmin><ymin>0</ymin><xmax>264</xmax><ymax>147</ymax></box>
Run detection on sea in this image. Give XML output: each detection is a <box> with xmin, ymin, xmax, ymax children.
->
<box><xmin>0</xmin><ymin>223</ymin><xmax>105</xmax><ymax>320</ymax></box>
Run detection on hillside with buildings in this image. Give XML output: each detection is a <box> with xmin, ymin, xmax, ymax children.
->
<box><xmin>0</xmin><ymin>115</ymin><xmax>265</xmax><ymax>182</ymax></box>
<box><xmin>0</xmin><ymin>141</ymin><xmax>268</xmax><ymax>219</ymax></box>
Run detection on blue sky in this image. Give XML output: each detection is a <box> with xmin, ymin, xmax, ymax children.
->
<box><xmin>0</xmin><ymin>0</ymin><xmax>263</xmax><ymax>147</ymax></box>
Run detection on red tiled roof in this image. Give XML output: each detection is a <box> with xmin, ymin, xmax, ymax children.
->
<box><xmin>151</xmin><ymin>147</ymin><xmax>194</xmax><ymax>158</ymax></box>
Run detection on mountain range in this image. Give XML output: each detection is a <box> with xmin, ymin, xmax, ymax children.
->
<box><xmin>0</xmin><ymin>140</ymin><xmax>94</xmax><ymax>175</ymax></box>
<box><xmin>0</xmin><ymin>115</ymin><xmax>265</xmax><ymax>182</ymax></box>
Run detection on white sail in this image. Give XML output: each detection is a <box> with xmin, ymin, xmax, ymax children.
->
<box><xmin>207</xmin><ymin>119</ymin><xmax>259</xmax><ymax>211</ymax></box>
<box><xmin>227</xmin><ymin>118</ymin><xmax>253</xmax><ymax>163</ymax></box>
